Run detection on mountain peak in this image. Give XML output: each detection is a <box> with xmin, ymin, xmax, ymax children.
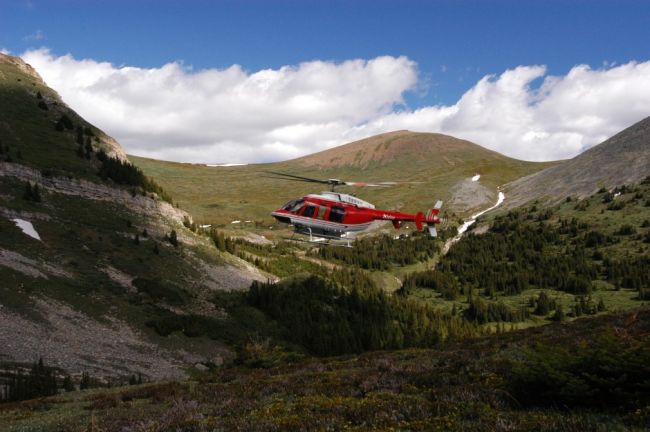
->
<box><xmin>0</xmin><ymin>52</ymin><xmax>46</xmax><ymax>85</ymax></box>
<box><xmin>292</xmin><ymin>130</ymin><xmax>507</xmax><ymax>169</ymax></box>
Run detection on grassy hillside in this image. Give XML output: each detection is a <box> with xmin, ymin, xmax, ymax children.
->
<box><xmin>2</xmin><ymin>307</ymin><xmax>649</xmax><ymax>431</ymax></box>
<box><xmin>131</xmin><ymin>131</ymin><xmax>555</xmax><ymax>230</ymax></box>
<box><xmin>0</xmin><ymin>54</ymin><xmax>126</xmax><ymax>177</ymax></box>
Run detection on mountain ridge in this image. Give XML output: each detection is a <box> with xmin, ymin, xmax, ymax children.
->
<box><xmin>504</xmin><ymin>116</ymin><xmax>650</xmax><ymax>208</ymax></box>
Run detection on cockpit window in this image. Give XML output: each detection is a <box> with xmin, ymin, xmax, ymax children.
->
<box><xmin>283</xmin><ymin>199</ymin><xmax>304</xmax><ymax>213</ymax></box>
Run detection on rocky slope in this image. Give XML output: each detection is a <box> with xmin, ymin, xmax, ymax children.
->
<box><xmin>504</xmin><ymin>116</ymin><xmax>650</xmax><ymax>208</ymax></box>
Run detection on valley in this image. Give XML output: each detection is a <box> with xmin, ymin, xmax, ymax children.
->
<box><xmin>0</xmin><ymin>50</ymin><xmax>649</xmax><ymax>431</ymax></box>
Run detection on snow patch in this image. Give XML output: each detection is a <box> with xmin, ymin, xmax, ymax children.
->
<box><xmin>206</xmin><ymin>163</ymin><xmax>247</xmax><ymax>167</ymax></box>
<box><xmin>12</xmin><ymin>218</ymin><xmax>41</xmax><ymax>241</ymax></box>
<box><xmin>231</xmin><ymin>220</ymin><xmax>241</xmax><ymax>224</ymax></box>
<box><xmin>471</xmin><ymin>174</ymin><xmax>481</xmax><ymax>182</ymax></box>
<box><xmin>443</xmin><ymin>191</ymin><xmax>505</xmax><ymax>254</ymax></box>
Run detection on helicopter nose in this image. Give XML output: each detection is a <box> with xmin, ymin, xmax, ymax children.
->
<box><xmin>272</xmin><ymin>212</ymin><xmax>291</xmax><ymax>224</ymax></box>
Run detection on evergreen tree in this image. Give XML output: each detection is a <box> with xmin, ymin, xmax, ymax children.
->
<box><xmin>76</xmin><ymin>126</ymin><xmax>84</xmax><ymax>145</ymax></box>
<box><xmin>167</xmin><ymin>230</ymin><xmax>179</xmax><ymax>247</ymax></box>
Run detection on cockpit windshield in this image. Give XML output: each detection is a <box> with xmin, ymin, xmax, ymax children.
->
<box><xmin>282</xmin><ymin>199</ymin><xmax>304</xmax><ymax>213</ymax></box>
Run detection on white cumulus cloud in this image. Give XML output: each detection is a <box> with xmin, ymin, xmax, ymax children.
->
<box><xmin>20</xmin><ymin>48</ymin><xmax>650</xmax><ymax>163</ymax></box>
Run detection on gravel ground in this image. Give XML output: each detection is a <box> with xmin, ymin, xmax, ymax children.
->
<box><xmin>0</xmin><ymin>297</ymin><xmax>189</xmax><ymax>380</ymax></box>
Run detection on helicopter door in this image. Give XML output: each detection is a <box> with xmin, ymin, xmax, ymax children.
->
<box><xmin>317</xmin><ymin>205</ymin><xmax>327</xmax><ymax>219</ymax></box>
<box><xmin>328</xmin><ymin>206</ymin><xmax>345</xmax><ymax>223</ymax></box>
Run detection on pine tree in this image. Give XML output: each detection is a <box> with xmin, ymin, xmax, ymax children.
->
<box><xmin>84</xmin><ymin>136</ymin><xmax>93</xmax><ymax>159</ymax></box>
<box><xmin>32</xmin><ymin>184</ymin><xmax>41</xmax><ymax>202</ymax></box>
<box><xmin>80</xmin><ymin>372</ymin><xmax>91</xmax><ymax>390</ymax></box>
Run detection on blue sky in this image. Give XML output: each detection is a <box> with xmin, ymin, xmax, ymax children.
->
<box><xmin>4</xmin><ymin>0</ymin><xmax>649</xmax><ymax>105</ymax></box>
<box><xmin>2</xmin><ymin>0</ymin><xmax>650</xmax><ymax>162</ymax></box>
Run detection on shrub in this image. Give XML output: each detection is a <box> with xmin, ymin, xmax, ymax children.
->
<box><xmin>23</xmin><ymin>181</ymin><xmax>41</xmax><ymax>202</ymax></box>
<box><xmin>506</xmin><ymin>330</ymin><xmax>650</xmax><ymax>409</ymax></box>
<box><xmin>617</xmin><ymin>224</ymin><xmax>636</xmax><ymax>235</ymax></box>
<box><xmin>55</xmin><ymin>114</ymin><xmax>74</xmax><ymax>131</ymax></box>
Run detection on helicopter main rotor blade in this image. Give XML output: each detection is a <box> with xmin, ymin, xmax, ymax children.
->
<box><xmin>263</xmin><ymin>171</ymin><xmax>331</xmax><ymax>184</ymax></box>
<box><xmin>343</xmin><ymin>181</ymin><xmax>391</xmax><ymax>187</ymax></box>
<box><xmin>265</xmin><ymin>171</ymin><xmax>417</xmax><ymax>188</ymax></box>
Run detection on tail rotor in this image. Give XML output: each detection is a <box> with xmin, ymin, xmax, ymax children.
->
<box><xmin>424</xmin><ymin>201</ymin><xmax>443</xmax><ymax>237</ymax></box>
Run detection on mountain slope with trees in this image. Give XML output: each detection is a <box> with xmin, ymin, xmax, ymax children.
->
<box><xmin>0</xmin><ymin>53</ymin><xmax>266</xmax><ymax>383</ymax></box>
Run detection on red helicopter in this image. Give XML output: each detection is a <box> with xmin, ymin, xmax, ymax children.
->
<box><xmin>268</xmin><ymin>172</ymin><xmax>443</xmax><ymax>243</ymax></box>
